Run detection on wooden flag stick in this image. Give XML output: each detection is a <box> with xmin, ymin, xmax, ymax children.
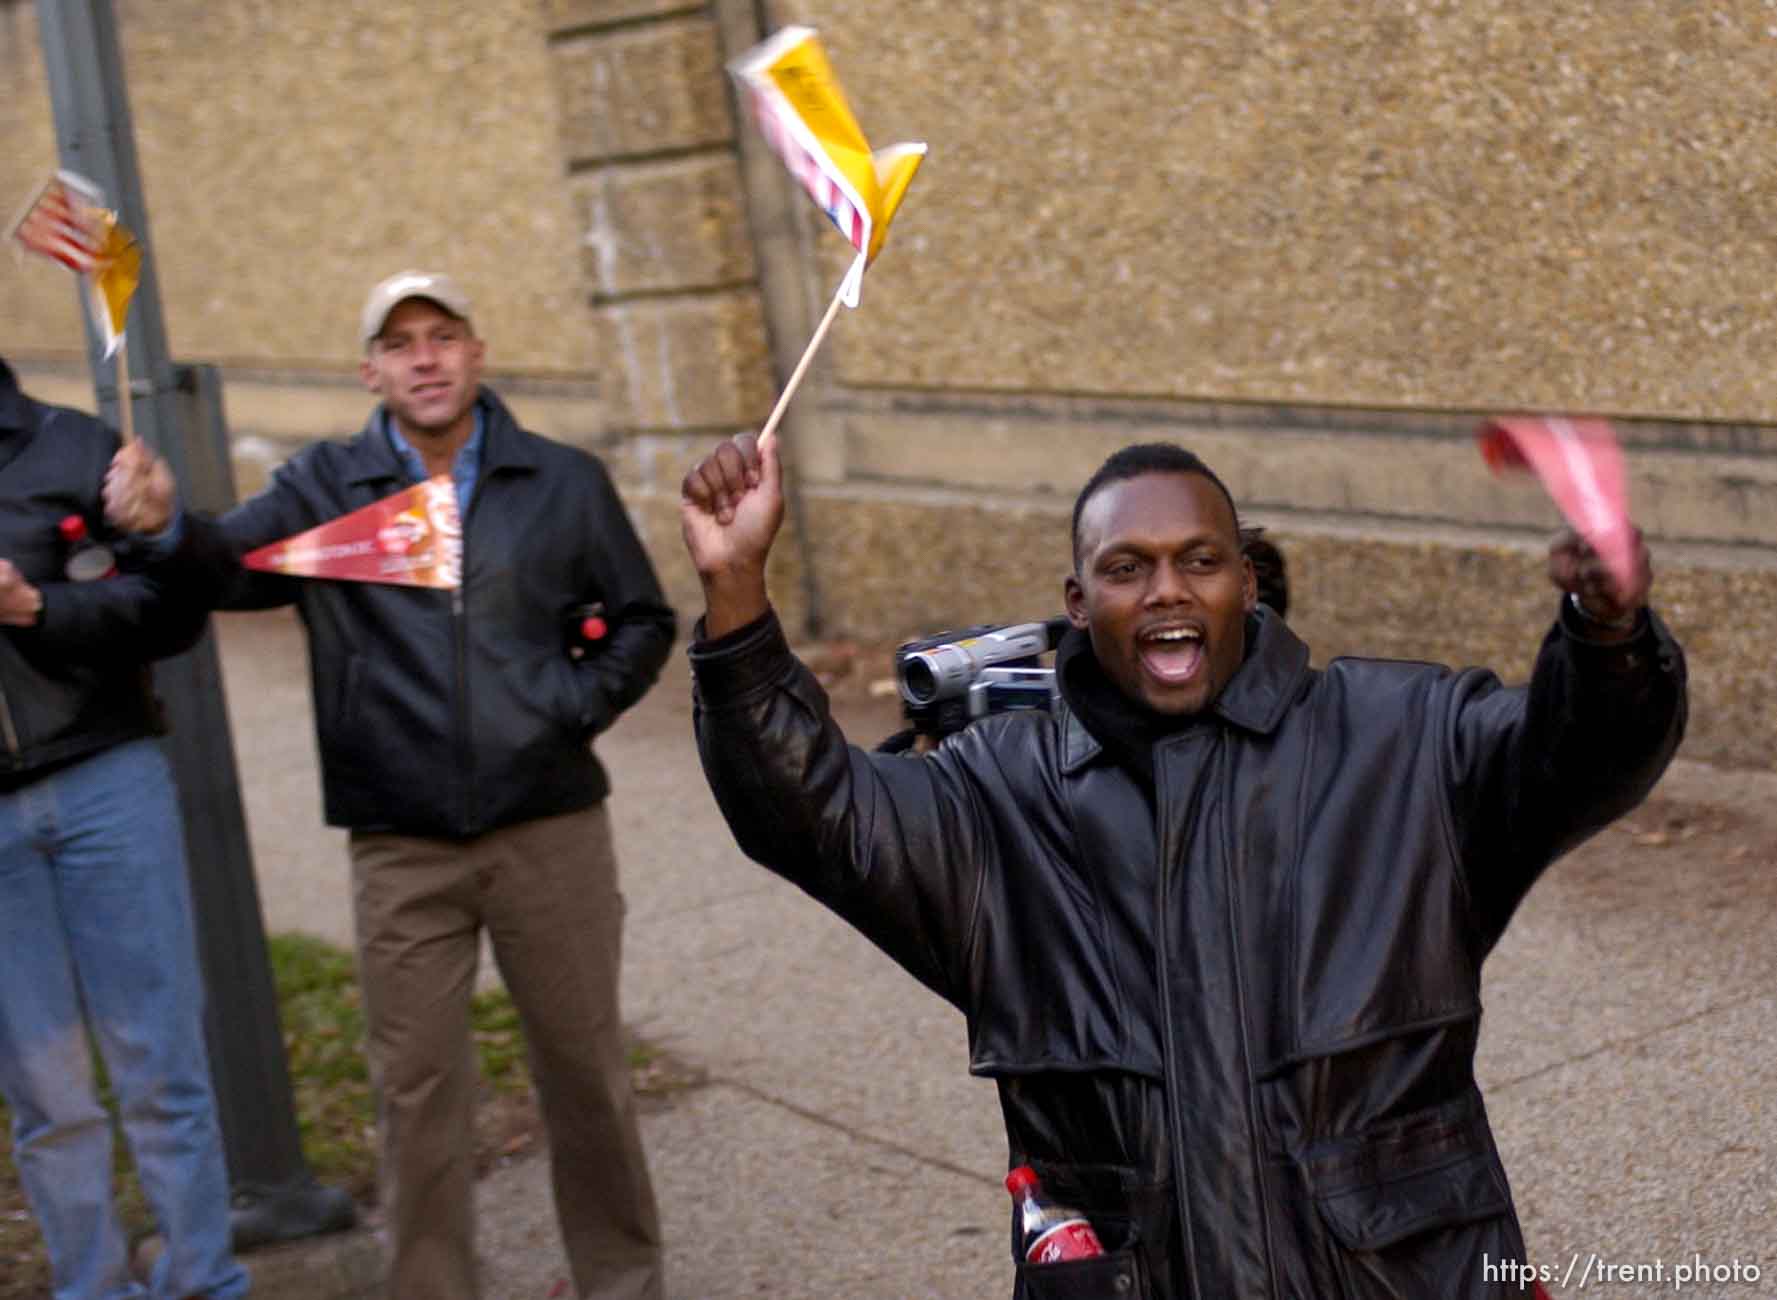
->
<box><xmin>757</xmin><ymin>275</ymin><xmax>849</xmax><ymax>454</ymax></box>
<box><xmin>113</xmin><ymin>340</ymin><xmax>134</xmax><ymax>443</ymax></box>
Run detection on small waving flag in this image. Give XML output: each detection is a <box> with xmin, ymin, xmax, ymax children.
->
<box><xmin>9</xmin><ymin>170</ymin><xmax>105</xmax><ymax>271</ymax></box>
<box><xmin>731</xmin><ymin>26</ymin><xmax>926</xmax><ymax>306</ymax></box>
<box><xmin>1478</xmin><ymin>415</ymin><xmax>1636</xmax><ymax>595</ymax></box>
<box><xmin>86</xmin><ymin>215</ymin><xmax>142</xmax><ymax>361</ymax></box>
<box><xmin>243</xmin><ymin>477</ymin><xmax>463</xmax><ymax>589</ymax></box>
<box><xmin>9</xmin><ymin>169</ymin><xmax>142</xmax><ymax>361</ymax></box>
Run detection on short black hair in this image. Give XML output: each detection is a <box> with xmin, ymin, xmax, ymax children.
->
<box><xmin>1071</xmin><ymin>442</ymin><xmax>1241</xmax><ymax>571</ymax></box>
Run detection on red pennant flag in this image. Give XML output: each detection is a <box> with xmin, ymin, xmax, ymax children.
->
<box><xmin>243</xmin><ymin>477</ymin><xmax>461</xmax><ymax>588</ymax></box>
<box><xmin>1478</xmin><ymin>415</ymin><xmax>1636</xmax><ymax>595</ymax></box>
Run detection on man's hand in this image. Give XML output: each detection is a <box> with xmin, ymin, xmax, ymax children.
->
<box><xmin>103</xmin><ymin>440</ymin><xmax>177</xmax><ymax>536</ymax></box>
<box><xmin>680</xmin><ymin>432</ymin><xmax>784</xmax><ymax>637</ymax></box>
<box><xmin>0</xmin><ymin>560</ymin><xmax>44</xmax><ymax>627</ymax></box>
<box><xmin>1548</xmin><ymin>526</ymin><xmax>1651</xmax><ymax>640</ymax></box>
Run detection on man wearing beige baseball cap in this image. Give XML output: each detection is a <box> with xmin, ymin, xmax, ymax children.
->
<box><xmin>104</xmin><ymin>270</ymin><xmax>675</xmax><ymax>1300</ymax></box>
<box><xmin>357</xmin><ymin>268</ymin><xmax>473</xmax><ymax>346</ymax></box>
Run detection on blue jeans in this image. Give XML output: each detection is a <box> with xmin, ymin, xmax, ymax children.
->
<box><xmin>0</xmin><ymin>738</ymin><xmax>250</xmax><ymax>1300</ymax></box>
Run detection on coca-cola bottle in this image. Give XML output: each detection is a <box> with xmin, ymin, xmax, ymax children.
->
<box><xmin>1006</xmin><ymin>1165</ymin><xmax>1104</xmax><ymax>1264</ymax></box>
<box><xmin>59</xmin><ymin>514</ymin><xmax>117</xmax><ymax>581</ymax></box>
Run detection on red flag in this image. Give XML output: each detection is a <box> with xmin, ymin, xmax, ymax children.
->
<box><xmin>1478</xmin><ymin>415</ymin><xmax>1636</xmax><ymax>595</ymax></box>
<box><xmin>242</xmin><ymin>477</ymin><xmax>462</xmax><ymax>589</ymax></box>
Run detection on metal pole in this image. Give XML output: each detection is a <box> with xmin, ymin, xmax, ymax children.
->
<box><xmin>34</xmin><ymin>0</ymin><xmax>354</xmax><ymax>1248</ymax></box>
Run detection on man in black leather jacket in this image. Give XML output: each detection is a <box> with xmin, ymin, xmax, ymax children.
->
<box><xmin>103</xmin><ymin>275</ymin><xmax>675</xmax><ymax>1300</ymax></box>
<box><xmin>0</xmin><ymin>357</ymin><xmax>250</xmax><ymax>1299</ymax></box>
<box><xmin>680</xmin><ymin>432</ymin><xmax>1686</xmax><ymax>1299</ymax></box>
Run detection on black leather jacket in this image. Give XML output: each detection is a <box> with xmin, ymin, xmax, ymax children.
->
<box><xmin>691</xmin><ymin>602</ymin><xmax>1687</xmax><ymax>1299</ymax></box>
<box><xmin>0</xmin><ymin>360</ymin><xmax>206</xmax><ymax>784</ymax></box>
<box><xmin>176</xmin><ymin>390</ymin><xmax>674</xmax><ymax>836</ymax></box>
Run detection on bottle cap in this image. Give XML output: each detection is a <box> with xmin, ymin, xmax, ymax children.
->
<box><xmin>58</xmin><ymin>514</ymin><xmax>89</xmax><ymax>543</ymax></box>
<box><xmin>1005</xmin><ymin>1166</ymin><xmax>1038</xmax><ymax>1198</ymax></box>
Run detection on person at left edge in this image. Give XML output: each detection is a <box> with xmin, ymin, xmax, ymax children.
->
<box><xmin>101</xmin><ymin>273</ymin><xmax>676</xmax><ymax>1300</ymax></box>
<box><xmin>0</xmin><ymin>356</ymin><xmax>252</xmax><ymax>1300</ymax></box>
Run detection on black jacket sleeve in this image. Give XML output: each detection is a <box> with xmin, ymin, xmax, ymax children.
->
<box><xmin>144</xmin><ymin>466</ymin><xmax>316</xmax><ymax>612</ymax></box>
<box><xmin>28</xmin><ymin>561</ymin><xmax>208</xmax><ymax>664</ymax></box>
<box><xmin>691</xmin><ymin>609</ymin><xmax>988</xmax><ymax>1005</ymax></box>
<box><xmin>1446</xmin><ymin>597</ymin><xmax>1688</xmax><ymax>947</ymax></box>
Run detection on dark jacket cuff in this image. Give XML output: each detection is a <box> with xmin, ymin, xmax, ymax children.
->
<box><xmin>688</xmin><ymin>607</ymin><xmax>794</xmax><ymax>706</ymax></box>
<box><xmin>1555</xmin><ymin>596</ymin><xmax>1681</xmax><ymax>678</ymax></box>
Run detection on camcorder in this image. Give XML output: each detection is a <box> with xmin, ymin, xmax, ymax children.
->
<box><xmin>880</xmin><ymin>616</ymin><xmax>1071</xmax><ymax>752</ymax></box>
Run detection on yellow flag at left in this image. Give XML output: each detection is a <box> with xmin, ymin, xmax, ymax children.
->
<box><xmin>9</xmin><ymin>170</ymin><xmax>141</xmax><ymax>358</ymax></box>
<box><xmin>88</xmin><ymin>211</ymin><xmax>141</xmax><ymax>359</ymax></box>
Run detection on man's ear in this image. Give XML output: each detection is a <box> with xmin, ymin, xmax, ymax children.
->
<box><xmin>1241</xmin><ymin>553</ymin><xmax>1258</xmax><ymax>613</ymax></box>
<box><xmin>1064</xmin><ymin>573</ymin><xmax>1089</xmax><ymax>630</ymax></box>
<box><xmin>359</xmin><ymin>355</ymin><xmax>382</xmax><ymax>396</ymax></box>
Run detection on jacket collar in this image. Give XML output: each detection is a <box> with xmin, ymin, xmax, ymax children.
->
<box><xmin>342</xmin><ymin>386</ymin><xmax>537</xmax><ymax>487</ymax></box>
<box><xmin>1059</xmin><ymin>607</ymin><xmax>1311</xmax><ymax>774</ymax></box>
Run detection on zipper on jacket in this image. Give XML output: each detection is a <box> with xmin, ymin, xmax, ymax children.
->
<box><xmin>1152</xmin><ymin>745</ymin><xmax>1207</xmax><ymax>1300</ymax></box>
<box><xmin>1216</xmin><ymin>747</ymin><xmax>1280</xmax><ymax>1295</ymax></box>
<box><xmin>451</xmin><ymin>465</ymin><xmax>483</xmax><ymax>837</ymax></box>
<box><xmin>451</xmin><ymin>580</ymin><xmax>472</xmax><ymax>834</ymax></box>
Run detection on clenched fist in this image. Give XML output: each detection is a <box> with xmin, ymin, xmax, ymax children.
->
<box><xmin>1548</xmin><ymin>526</ymin><xmax>1651</xmax><ymax>640</ymax></box>
<box><xmin>103</xmin><ymin>440</ymin><xmax>177</xmax><ymax>536</ymax></box>
<box><xmin>680</xmin><ymin>432</ymin><xmax>784</xmax><ymax>637</ymax></box>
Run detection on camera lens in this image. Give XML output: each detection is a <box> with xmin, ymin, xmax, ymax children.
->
<box><xmin>900</xmin><ymin>656</ymin><xmax>939</xmax><ymax>705</ymax></box>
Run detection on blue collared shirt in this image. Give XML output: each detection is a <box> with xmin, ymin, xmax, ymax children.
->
<box><xmin>385</xmin><ymin>402</ymin><xmax>484</xmax><ymax>519</ymax></box>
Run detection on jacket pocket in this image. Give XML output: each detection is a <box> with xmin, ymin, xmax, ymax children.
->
<box><xmin>1304</xmin><ymin>1095</ymin><xmax>1517</xmax><ymax>1298</ymax></box>
<box><xmin>1011</xmin><ymin>1159</ymin><xmax>1163</xmax><ymax>1300</ymax></box>
<box><xmin>1015</xmin><ymin>1248</ymin><xmax>1145</xmax><ymax>1299</ymax></box>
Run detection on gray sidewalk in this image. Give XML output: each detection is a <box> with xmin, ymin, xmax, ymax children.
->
<box><xmin>214</xmin><ymin>609</ymin><xmax>1776</xmax><ymax>1299</ymax></box>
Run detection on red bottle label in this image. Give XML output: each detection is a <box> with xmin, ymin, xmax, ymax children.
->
<box><xmin>1025</xmin><ymin>1217</ymin><xmax>1103</xmax><ymax>1263</ymax></box>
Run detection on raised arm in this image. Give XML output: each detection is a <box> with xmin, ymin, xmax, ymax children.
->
<box><xmin>682</xmin><ymin>433</ymin><xmax>989</xmax><ymax>1004</ymax></box>
<box><xmin>1449</xmin><ymin>526</ymin><xmax>1687</xmax><ymax>947</ymax></box>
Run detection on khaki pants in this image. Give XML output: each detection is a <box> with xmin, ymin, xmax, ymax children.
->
<box><xmin>350</xmin><ymin>803</ymin><xmax>663</xmax><ymax>1300</ymax></box>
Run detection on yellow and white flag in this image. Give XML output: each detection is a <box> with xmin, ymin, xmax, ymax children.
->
<box><xmin>85</xmin><ymin>211</ymin><xmax>141</xmax><ymax>360</ymax></box>
<box><xmin>730</xmin><ymin>26</ymin><xmax>925</xmax><ymax>306</ymax></box>
<box><xmin>9</xmin><ymin>169</ymin><xmax>141</xmax><ymax>358</ymax></box>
